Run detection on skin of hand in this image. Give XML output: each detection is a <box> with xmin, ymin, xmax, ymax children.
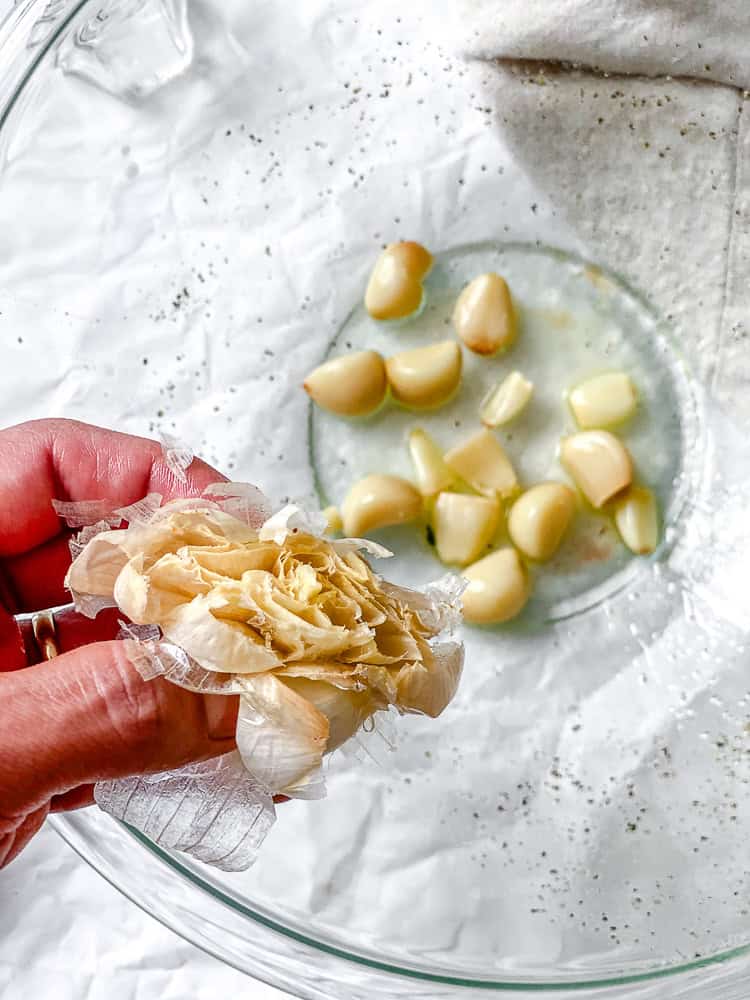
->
<box><xmin>0</xmin><ymin>418</ymin><xmax>243</xmax><ymax>869</ymax></box>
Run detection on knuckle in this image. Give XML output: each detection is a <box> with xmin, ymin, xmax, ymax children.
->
<box><xmin>97</xmin><ymin>645</ymin><xmax>168</xmax><ymax>768</ymax></box>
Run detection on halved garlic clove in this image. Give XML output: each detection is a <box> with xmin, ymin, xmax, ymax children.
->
<box><xmin>568</xmin><ymin>372</ymin><xmax>637</xmax><ymax>429</ymax></box>
<box><xmin>385</xmin><ymin>340</ymin><xmax>462</xmax><ymax>409</ymax></box>
<box><xmin>614</xmin><ymin>486</ymin><xmax>658</xmax><ymax>555</ymax></box>
<box><xmin>444</xmin><ymin>428</ymin><xmax>518</xmax><ymax>498</ymax></box>
<box><xmin>462</xmin><ymin>547</ymin><xmax>531</xmax><ymax>624</ymax></box>
<box><xmin>433</xmin><ymin>491</ymin><xmax>501</xmax><ymax>566</ymax></box>
<box><xmin>364</xmin><ymin>241</ymin><xmax>433</xmax><ymax>320</ymax></box>
<box><xmin>322</xmin><ymin>506</ymin><xmax>343</xmax><ymax>535</ymax></box>
<box><xmin>480</xmin><ymin>371</ymin><xmax>533</xmax><ymax>427</ymax></box>
<box><xmin>453</xmin><ymin>272</ymin><xmax>517</xmax><ymax>355</ymax></box>
<box><xmin>408</xmin><ymin>427</ymin><xmax>455</xmax><ymax>496</ymax></box>
<box><xmin>560</xmin><ymin>431</ymin><xmax>633</xmax><ymax>508</ymax></box>
<box><xmin>304</xmin><ymin>350</ymin><xmax>387</xmax><ymax>417</ymax></box>
<box><xmin>508</xmin><ymin>482</ymin><xmax>576</xmax><ymax>561</ymax></box>
<box><xmin>341</xmin><ymin>474</ymin><xmax>423</xmax><ymax>536</ymax></box>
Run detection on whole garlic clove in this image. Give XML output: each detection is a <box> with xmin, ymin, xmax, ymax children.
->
<box><xmin>508</xmin><ymin>482</ymin><xmax>576</xmax><ymax>561</ymax></box>
<box><xmin>569</xmin><ymin>372</ymin><xmax>637</xmax><ymax>429</ymax></box>
<box><xmin>444</xmin><ymin>427</ymin><xmax>518</xmax><ymax>498</ymax></box>
<box><xmin>560</xmin><ymin>430</ymin><xmax>633</xmax><ymax>508</ymax></box>
<box><xmin>433</xmin><ymin>491</ymin><xmax>501</xmax><ymax>566</ymax></box>
<box><xmin>453</xmin><ymin>272</ymin><xmax>517</xmax><ymax>356</ymax></box>
<box><xmin>304</xmin><ymin>350</ymin><xmax>387</xmax><ymax>417</ymax></box>
<box><xmin>462</xmin><ymin>547</ymin><xmax>531</xmax><ymax>624</ymax></box>
<box><xmin>365</xmin><ymin>241</ymin><xmax>433</xmax><ymax>320</ymax></box>
<box><xmin>322</xmin><ymin>506</ymin><xmax>343</xmax><ymax>535</ymax></box>
<box><xmin>385</xmin><ymin>340</ymin><xmax>462</xmax><ymax>410</ymax></box>
<box><xmin>614</xmin><ymin>486</ymin><xmax>658</xmax><ymax>555</ymax></box>
<box><xmin>480</xmin><ymin>371</ymin><xmax>533</xmax><ymax>427</ymax></box>
<box><xmin>408</xmin><ymin>428</ymin><xmax>456</xmax><ymax>496</ymax></box>
<box><xmin>341</xmin><ymin>474</ymin><xmax>423</xmax><ymax>536</ymax></box>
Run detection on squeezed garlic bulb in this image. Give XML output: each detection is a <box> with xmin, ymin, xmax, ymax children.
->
<box><xmin>65</xmin><ymin>490</ymin><xmax>464</xmax><ymax>797</ymax></box>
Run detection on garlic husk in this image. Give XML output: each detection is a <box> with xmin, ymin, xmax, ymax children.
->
<box><xmin>64</xmin><ymin>487</ymin><xmax>464</xmax><ymax>798</ymax></box>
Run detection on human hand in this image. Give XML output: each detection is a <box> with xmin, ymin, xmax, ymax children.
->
<box><xmin>0</xmin><ymin>419</ymin><xmax>240</xmax><ymax>868</ymax></box>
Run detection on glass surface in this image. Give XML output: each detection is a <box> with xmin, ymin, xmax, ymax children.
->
<box><xmin>1</xmin><ymin>1</ymin><xmax>749</xmax><ymax>995</ymax></box>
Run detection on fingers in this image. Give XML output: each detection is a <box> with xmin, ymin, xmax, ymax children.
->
<box><xmin>0</xmin><ymin>639</ymin><xmax>238</xmax><ymax>815</ymax></box>
<box><xmin>49</xmin><ymin>785</ymin><xmax>95</xmax><ymax>813</ymax></box>
<box><xmin>3</xmin><ymin>533</ymin><xmax>74</xmax><ymax>612</ymax></box>
<box><xmin>0</xmin><ymin>804</ymin><xmax>49</xmax><ymax>869</ymax></box>
<box><xmin>0</xmin><ymin>419</ymin><xmax>226</xmax><ymax>558</ymax></box>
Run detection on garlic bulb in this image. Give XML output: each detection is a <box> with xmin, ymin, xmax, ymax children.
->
<box><xmin>65</xmin><ymin>491</ymin><xmax>464</xmax><ymax>797</ymax></box>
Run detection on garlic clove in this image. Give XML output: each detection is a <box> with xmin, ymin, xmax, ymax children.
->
<box><xmin>444</xmin><ymin>427</ymin><xmax>518</xmax><ymax>498</ymax></box>
<box><xmin>364</xmin><ymin>241</ymin><xmax>433</xmax><ymax>320</ymax></box>
<box><xmin>236</xmin><ymin>672</ymin><xmax>329</xmax><ymax>794</ymax></box>
<box><xmin>453</xmin><ymin>272</ymin><xmax>517</xmax><ymax>355</ymax></box>
<box><xmin>304</xmin><ymin>350</ymin><xmax>387</xmax><ymax>417</ymax></box>
<box><xmin>614</xmin><ymin>486</ymin><xmax>659</xmax><ymax>555</ymax></box>
<box><xmin>394</xmin><ymin>640</ymin><xmax>464</xmax><ymax>718</ymax></box>
<box><xmin>508</xmin><ymin>482</ymin><xmax>576</xmax><ymax>561</ymax></box>
<box><xmin>385</xmin><ymin>340</ymin><xmax>462</xmax><ymax>409</ymax></box>
<box><xmin>407</xmin><ymin>427</ymin><xmax>456</xmax><ymax>496</ymax></box>
<box><xmin>433</xmin><ymin>491</ymin><xmax>501</xmax><ymax>566</ymax></box>
<box><xmin>569</xmin><ymin>372</ymin><xmax>637</xmax><ymax>429</ymax></box>
<box><xmin>480</xmin><ymin>371</ymin><xmax>533</xmax><ymax>427</ymax></box>
<box><xmin>341</xmin><ymin>474</ymin><xmax>423</xmax><ymax>536</ymax></box>
<box><xmin>462</xmin><ymin>547</ymin><xmax>530</xmax><ymax>624</ymax></box>
<box><xmin>560</xmin><ymin>430</ymin><xmax>633</xmax><ymax>508</ymax></box>
<box><xmin>322</xmin><ymin>506</ymin><xmax>343</xmax><ymax>535</ymax></box>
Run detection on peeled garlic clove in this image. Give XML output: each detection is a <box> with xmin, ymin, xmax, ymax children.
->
<box><xmin>364</xmin><ymin>241</ymin><xmax>433</xmax><ymax>320</ymax></box>
<box><xmin>341</xmin><ymin>474</ymin><xmax>423</xmax><ymax>536</ymax></box>
<box><xmin>560</xmin><ymin>431</ymin><xmax>633</xmax><ymax>508</ymax></box>
<box><xmin>462</xmin><ymin>547</ymin><xmax>530</xmax><ymax>624</ymax></box>
<box><xmin>408</xmin><ymin>427</ymin><xmax>455</xmax><ymax>496</ymax></box>
<box><xmin>614</xmin><ymin>486</ymin><xmax>658</xmax><ymax>555</ymax></box>
<box><xmin>322</xmin><ymin>506</ymin><xmax>343</xmax><ymax>535</ymax></box>
<box><xmin>508</xmin><ymin>482</ymin><xmax>576</xmax><ymax>561</ymax></box>
<box><xmin>385</xmin><ymin>340</ymin><xmax>462</xmax><ymax>410</ymax></box>
<box><xmin>569</xmin><ymin>372</ymin><xmax>637</xmax><ymax>429</ymax></box>
<box><xmin>394</xmin><ymin>640</ymin><xmax>464</xmax><ymax>717</ymax></box>
<box><xmin>237</xmin><ymin>673</ymin><xmax>329</xmax><ymax>793</ymax></box>
<box><xmin>304</xmin><ymin>350</ymin><xmax>387</xmax><ymax>417</ymax></box>
<box><xmin>453</xmin><ymin>272</ymin><xmax>517</xmax><ymax>355</ymax></box>
<box><xmin>433</xmin><ymin>491</ymin><xmax>500</xmax><ymax>566</ymax></box>
<box><xmin>444</xmin><ymin>428</ymin><xmax>518</xmax><ymax>498</ymax></box>
<box><xmin>281</xmin><ymin>676</ymin><xmax>376</xmax><ymax>752</ymax></box>
<box><xmin>480</xmin><ymin>371</ymin><xmax>533</xmax><ymax>427</ymax></box>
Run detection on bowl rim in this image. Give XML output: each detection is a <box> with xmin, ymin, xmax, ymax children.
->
<box><xmin>51</xmin><ymin>810</ymin><xmax>750</xmax><ymax>997</ymax></box>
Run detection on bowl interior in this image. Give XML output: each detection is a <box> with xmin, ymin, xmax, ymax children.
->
<box><xmin>3</xmin><ymin>0</ymin><xmax>750</xmax><ymax>992</ymax></box>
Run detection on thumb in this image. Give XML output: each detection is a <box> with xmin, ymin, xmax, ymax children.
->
<box><xmin>1</xmin><ymin>640</ymin><xmax>238</xmax><ymax>815</ymax></box>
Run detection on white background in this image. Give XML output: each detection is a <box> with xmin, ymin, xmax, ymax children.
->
<box><xmin>1</xmin><ymin>824</ymin><xmax>292</xmax><ymax>999</ymax></box>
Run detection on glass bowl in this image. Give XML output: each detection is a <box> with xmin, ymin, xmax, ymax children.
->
<box><xmin>3</xmin><ymin>1</ymin><xmax>750</xmax><ymax>996</ymax></box>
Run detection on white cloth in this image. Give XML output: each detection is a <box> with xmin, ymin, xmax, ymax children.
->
<box><xmin>462</xmin><ymin>0</ymin><xmax>750</xmax><ymax>419</ymax></box>
<box><xmin>463</xmin><ymin>0</ymin><xmax>750</xmax><ymax>88</ymax></box>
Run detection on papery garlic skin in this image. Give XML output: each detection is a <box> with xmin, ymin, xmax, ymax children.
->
<box><xmin>65</xmin><ymin>491</ymin><xmax>463</xmax><ymax>798</ymax></box>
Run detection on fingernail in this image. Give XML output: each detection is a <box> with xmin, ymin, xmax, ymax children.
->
<box><xmin>205</xmin><ymin>695</ymin><xmax>239</xmax><ymax>741</ymax></box>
